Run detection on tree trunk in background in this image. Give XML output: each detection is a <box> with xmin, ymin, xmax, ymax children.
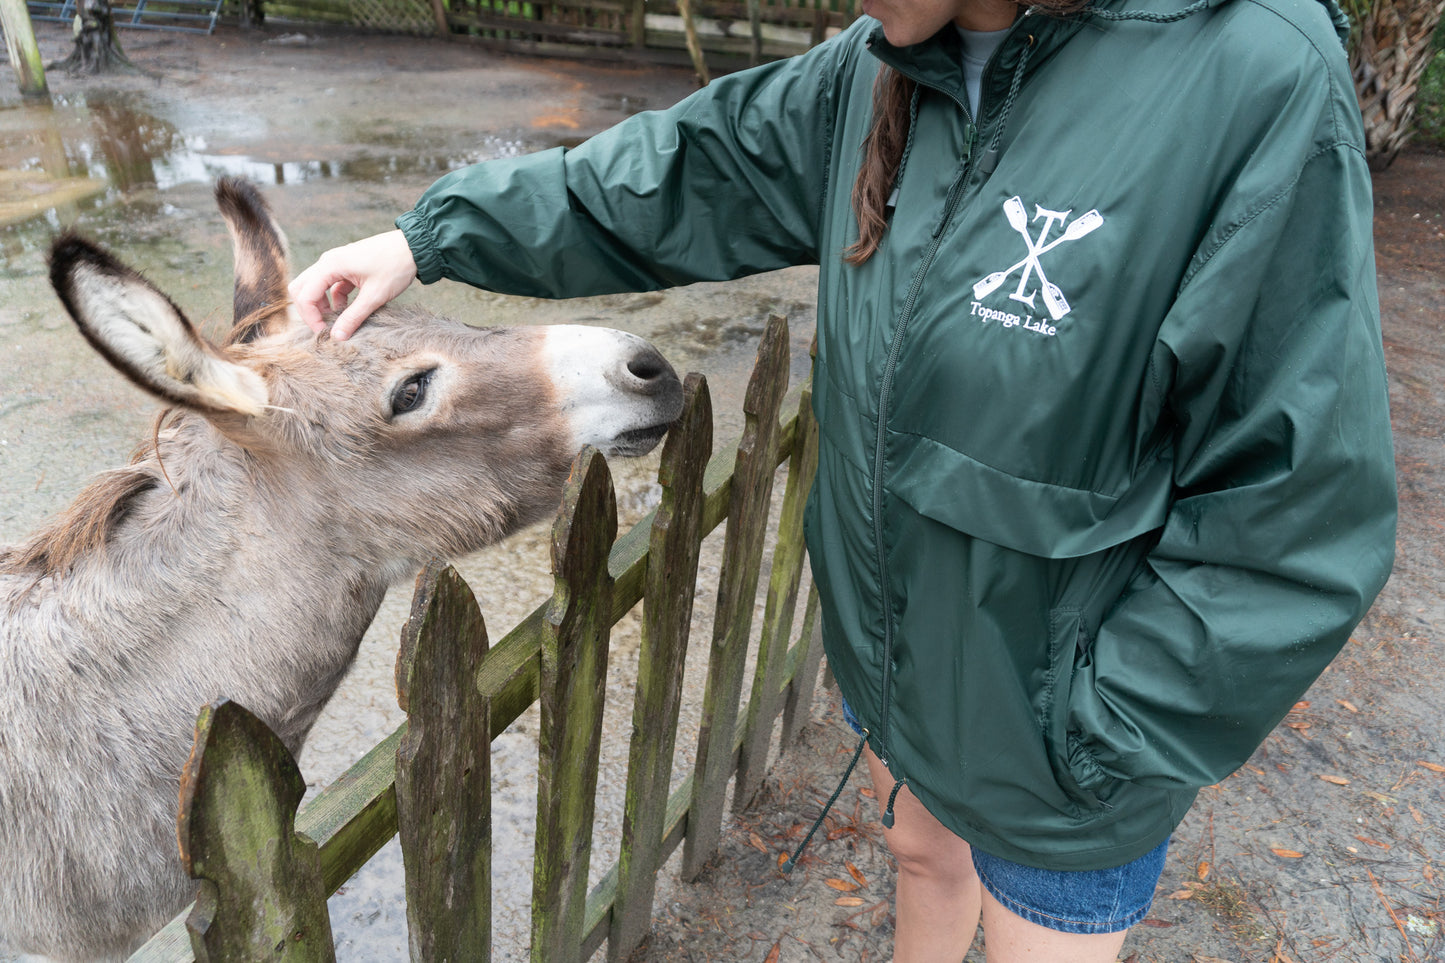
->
<box><xmin>54</xmin><ymin>0</ymin><xmax>136</xmax><ymax>74</ymax></box>
<box><xmin>0</xmin><ymin>0</ymin><xmax>49</xmax><ymax>96</ymax></box>
<box><xmin>1349</xmin><ymin>0</ymin><xmax>1445</xmax><ymax>169</ymax></box>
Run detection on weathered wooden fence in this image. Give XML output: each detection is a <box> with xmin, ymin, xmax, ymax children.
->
<box><xmin>250</xmin><ymin>0</ymin><xmax>855</xmax><ymax>72</ymax></box>
<box><xmin>127</xmin><ymin>313</ymin><xmax>827</xmax><ymax>962</ymax></box>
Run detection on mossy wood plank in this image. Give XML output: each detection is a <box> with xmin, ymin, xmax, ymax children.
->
<box><xmin>177</xmin><ymin>700</ymin><xmax>335</xmax><ymax>962</ymax></box>
<box><xmin>584</xmin><ymin>769</ymin><xmax>693</xmax><ymax>957</ymax></box>
<box><xmin>683</xmin><ymin>315</ymin><xmax>791</xmax><ymax>881</ymax></box>
<box><xmin>125</xmin><ymin>917</ymin><xmax>192</xmax><ymax>961</ymax></box>
<box><xmin>608</xmin><ymin>375</ymin><xmax>714</xmax><ymax>962</ymax></box>
<box><xmin>395</xmin><ymin>561</ymin><xmax>493</xmax><ymax>962</ymax></box>
<box><xmin>781</xmin><ymin>585</ymin><xmax>825</xmax><ymax>750</ymax></box>
<box><xmin>300</xmin><ymin>727</ymin><xmax>402</xmax><ymax>892</ymax></box>
<box><xmin>532</xmin><ymin>448</ymin><xmax>617</xmax><ymax>963</ymax></box>
<box><xmin>735</xmin><ymin>368</ymin><xmax>819</xmax><ymax>806</ymax></box>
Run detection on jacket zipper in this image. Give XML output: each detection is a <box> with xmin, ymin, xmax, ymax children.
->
<box><xmin>869</xmin><ymin>121</ymin><xmax>977</xmax><ymax>774</ymax></box>
<box><xmin>864</xmin><ymin>20</ymin><xmax>1034</xmax><ymax>824</ymax></box>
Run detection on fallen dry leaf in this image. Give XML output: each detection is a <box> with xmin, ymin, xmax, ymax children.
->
<box><xmin>1197</xmin><ymin>860</ymin><xmax>1211</xmax><ymax>881</ymax></box>
<box><xmin>1271</xmin><ymin>848</ymin><xmax>1305</xmax><ymax>859</ymax></box>
<box><xmin>1292</xmin><ymin>701</ymin><xmax>1311</xmax><ymax>711</ymax></box>
<box><xmin>859</xmin><ymin>786</ymin><xmax>876</xmax><ymax>798</ymax></box>
<box><xmin>826</xmin><ymin>878</ymin><xmax>860</xmax><ymax>892</ymax></box>
<box><xmin>846</xmin><ymin>862</ymin><xmax>868</xmax><ymax>888</ymax></box>
<box><xmin>1319</xmin><ymin>774</ymin><xmax>1349</xmax><ymax>786</ymax></box>
<box><xmin>764</xmin><ymin>942</ymin><xmax>780</xmax><ymax>963</ymax></box>
<box><xmin>1418</xmin><ymin>760</ymin><xmax>1445</xmax><ymax>774</ymax></box>
<box><xmin>748</xmin><ymin>832</ymin><xmax>768</xmax><ymax>853</ymax></box>
<box><xmin>1166</xmin><ymin>889</ymin><xmax>1195</xmax><ymax>900</ymax></box>
<box><xmin>1140</xmin><ymin>918</ymin><xmax>1175</xmax><ymax>928</ymax></box>
<box><xmin>834</xmin><ymin>896</ymin><xmax>866</xmax><ymax>907</ymax></box>
<box><xmin>1409</xmin><ymin>804</ymin><xmax>1425</xmax><ymax>825</ymax></box>
<box><xmin>1354</xmin><ymin>835</ymin><xmax>1390</xmax><ymax>849</ymax></box>
<box><xmin>1337</xmin><ymin>699</ymin><xmax>1359</xmax><ymax>713</ymax></box>
<box><xmin>776</xmin><ymin>852</ymin><xmax>788</xmax><ymax>870</ymax></box>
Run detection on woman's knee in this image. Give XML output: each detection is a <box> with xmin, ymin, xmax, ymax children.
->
<box><xmin>863</xmin><ymin>750</ymin><xmax>974</xmax><ymax>881</ymax></box>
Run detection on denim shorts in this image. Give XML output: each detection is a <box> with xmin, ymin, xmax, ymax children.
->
<box><xmin>840</xmin><ymin>695</ymin><xmax>1168</xmax><ymax>934</ymax></box>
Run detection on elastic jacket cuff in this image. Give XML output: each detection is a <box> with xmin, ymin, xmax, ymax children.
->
<box><xmin>395</xmin><ymin>207</ymin><xmax>447</xmax><ymax>285</ymax></box>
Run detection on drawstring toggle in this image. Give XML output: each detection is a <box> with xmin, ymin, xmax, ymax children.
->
<box><xmin>881</xmin><ymin>776</ymin><xmax>906</xmax><ymax>829</ymax></box>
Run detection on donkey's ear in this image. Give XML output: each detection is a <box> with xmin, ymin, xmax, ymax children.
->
<box><xmin>49</xmin><ymin>233</ymin><xmax>269</xmax><ymax>417</ymax></box>
<box><xmin>214</xmin><ymin>177</ymin><xmax>299</xmax><ymax>345</ymax></box>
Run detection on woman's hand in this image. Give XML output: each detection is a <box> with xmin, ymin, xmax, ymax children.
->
<box><xmin>288</xmin><ymin>230</ymin><xmax>418</xmax><ymax>341</ymax></box>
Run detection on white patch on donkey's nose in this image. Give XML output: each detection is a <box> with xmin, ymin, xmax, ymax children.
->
<box><xmin>542</xmin><ymin>324</ymin><xmax>683</xmax><ymax>456</ymax></box>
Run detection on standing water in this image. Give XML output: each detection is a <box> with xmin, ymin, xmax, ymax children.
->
<box><xmin>0</xmin><ymin>24</ymin><xmax>819</xmax><ymax>961</ymax></box>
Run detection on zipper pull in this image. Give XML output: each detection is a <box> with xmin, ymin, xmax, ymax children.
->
<box><xmin>962</xmin><ymin>123</ymin><xmax>977</xmax><ymax>163</ymax></box>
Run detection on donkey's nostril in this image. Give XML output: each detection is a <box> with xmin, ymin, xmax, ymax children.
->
<box><xmin>627</xmin><ymin>346</ymin><xmax>675</xmax><ymax>384</ymax></box>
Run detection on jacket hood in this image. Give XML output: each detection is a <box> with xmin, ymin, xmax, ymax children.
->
<box><xmin>867</xmin><ymin>0</ymin><xmax>1352</xmax><ymax>65</ymax></box>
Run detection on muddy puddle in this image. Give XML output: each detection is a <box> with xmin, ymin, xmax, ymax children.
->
<box><xmin>1</xmin><ymin>24</ymin><xmax>818</xmax><ymax>961</ymax></box>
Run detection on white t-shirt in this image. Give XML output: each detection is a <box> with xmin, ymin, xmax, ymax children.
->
<box><xmin>957</xmin><ymin>24</ymin><xmax>1011</xmax><ymax>117</ymax></box>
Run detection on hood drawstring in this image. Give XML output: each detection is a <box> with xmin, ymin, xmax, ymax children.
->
<box><xmin>886</xmin><ymin>84</ymin><xmax>924</xmax><ymax>212</ymax></box>
<box><xmin>781</xmin><ymin>728</ymin><xmax>870</xmax><ymax>873</ymax></box>
<box><xmin>980</xmin><ymin>0</ymin><xmax>1219</xmax><ymax>177</ymax></box>
<box><xmin>978</xmin><ymin>32</ymin><xmax>1034</xmax><ymax>176</ymax></box>
<box><xmin>1082</xmin><ymin>0</ymin><xmax>1218</xmax><ymax>22</ymax></box>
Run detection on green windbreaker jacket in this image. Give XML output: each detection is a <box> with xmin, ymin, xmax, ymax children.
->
<box><xmin>397</xmin><ymin>0</ymin><xmax>1397</xmax><ymax>869</ymax></box>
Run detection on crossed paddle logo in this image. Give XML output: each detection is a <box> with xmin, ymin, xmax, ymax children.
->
<box><xmin>973</xmin><ymin>196</ymin><xmax>1104</xmax><ymax>322</ymax></box>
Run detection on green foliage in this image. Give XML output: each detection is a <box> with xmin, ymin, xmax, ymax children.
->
<box><xmin>1420</xmin><ymin>26</ymin><xmax>1445</xmax><ymax>146</ymax></box>
<box><xmin>1421</xmin><ymin>54</ymin><xmax>1445</xmax><ymax>145</ymax></box>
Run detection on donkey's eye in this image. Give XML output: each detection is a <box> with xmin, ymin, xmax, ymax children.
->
<box><xmin>392</xmin><ymin>370</ymin><xmax>435</xmax><ymax>416</ymax></box>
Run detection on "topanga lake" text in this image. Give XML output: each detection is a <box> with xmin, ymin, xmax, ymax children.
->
<box><xmin>970</xmin><ymin>301</ymin><xmax>1058</xmax><ymax>336</ymax></box>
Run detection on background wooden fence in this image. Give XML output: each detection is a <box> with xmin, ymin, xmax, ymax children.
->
<box><xmin>256</xmin><ymin>0</ymin><xmax>852</xmax><ymax>71</ymax></box>
<box><xmin>127</xmin><ymin>313</ymin><xmax>828</xmax><ymax>962</ymax></box>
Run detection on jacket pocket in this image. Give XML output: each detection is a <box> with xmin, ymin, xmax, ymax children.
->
<box><xmin>886</xmin><ymin>430</ymin><xmax>1172</xmax><ymax>560</ymax></box>
<box><xmin>1041</xmin><ymin>607</ymin><xmax>1109</xmax><ymax>816</ymax></box>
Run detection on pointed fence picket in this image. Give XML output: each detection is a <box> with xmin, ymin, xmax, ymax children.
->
<box><xmin>127</xmin><ymin>314</ymin><xmax>825</xmax><ymax>963</ymax></box>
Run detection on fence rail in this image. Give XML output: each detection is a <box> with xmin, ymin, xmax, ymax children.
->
<box><xmin>127</xmin><ymin>313</ymin><xmax>825</xmax><ymax>962</ymax></box>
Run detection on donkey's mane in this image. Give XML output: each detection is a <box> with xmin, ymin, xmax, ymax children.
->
<box><xmin>0</xmin><ymin>416</ymin><xmax>168</xmax><ymax>579</ymax></box>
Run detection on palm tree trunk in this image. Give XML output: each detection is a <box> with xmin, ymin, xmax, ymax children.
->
<box><xmin>1351</xmin><ymin>0</ymin><xmax>1445</xmax><ymax>169</ymax></box>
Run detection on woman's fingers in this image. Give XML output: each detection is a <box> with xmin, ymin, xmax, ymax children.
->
<box><xmin>288</xmin><ymin>230</ymin><xmax>418</xmax><ymax>339</ymax></box>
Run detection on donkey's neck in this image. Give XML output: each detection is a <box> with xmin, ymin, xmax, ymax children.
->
<box><xmin>5</xmin><ymin>421</ymin><xmax>403</xmax><ymax>754</ymax></box>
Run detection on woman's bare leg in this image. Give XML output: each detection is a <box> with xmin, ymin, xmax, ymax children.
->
<box><xmin>864</xmin><ymin>742</ymin><xmax>1138</xmax><ymax>963</ymax></box>
<box><xmin>863</xmin><ymin>744</ymin><xmax>982</xmax><ymax>962</ymax></box>
<box><xmin>979</xmin><ymin>889</ymin><xmax>1130</xmax><ymax>962</ymax></box>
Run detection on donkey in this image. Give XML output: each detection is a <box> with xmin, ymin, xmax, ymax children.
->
<box><xmin>0</xmin><ymin>178</ymin><xmax>683</xmax><ymax>963</ymax></box>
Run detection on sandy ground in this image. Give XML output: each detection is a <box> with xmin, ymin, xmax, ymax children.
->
<box><xmin>2</xmin><ymin>21</ymin><xmax>1443</xmax><ymax>963</ymax></box>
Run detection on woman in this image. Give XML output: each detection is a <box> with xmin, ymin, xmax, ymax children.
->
<box><xmin>290</xmin><ymin>0</ymin><xmax>1397</xmax><ymax>953</ymax></box>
